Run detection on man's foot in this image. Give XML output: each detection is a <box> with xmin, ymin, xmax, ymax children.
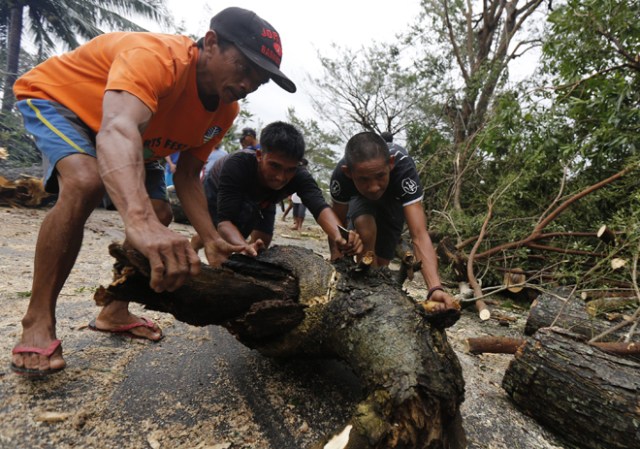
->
<box><xmin>89</xmin><ymin>315</ymin><xmax>163</xmax><ymax>341</ymax></box>
<box><xmin>11</xmin><ymin>339</ymin><xmax>66</xmax><ymax>378</ymax></box>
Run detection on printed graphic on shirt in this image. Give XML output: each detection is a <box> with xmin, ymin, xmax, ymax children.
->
<box><xmin>204</xmin><ymin>126</ymin><xmax>222</xmax><ymax>143</ymax></box>
<box><xmin>401</xmin><ymin>177</ymin><xmax>419</xmax><ymax>195</ymax></box>
<box><xmin>330</xmin><ymin>179</ymin><xmax>342</xmax><ymax>197</ymax></box>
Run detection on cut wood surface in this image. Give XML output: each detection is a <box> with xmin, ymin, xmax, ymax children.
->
<box><xmin>596</xmin><ymin>224</ymin><xmax>616</xmax><ymax>245</ymax></box>
<box><xmin>97</xmin><ymin>243</ymin><xmax>467</xmax><ymax>449</ymax></box>
<box><xmin>502</xmin><ymin>327</ymin><xmax>640</xmax><ymax>449</ymax></box>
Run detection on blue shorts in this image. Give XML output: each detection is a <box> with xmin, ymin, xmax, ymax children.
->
<box><xmin>16</xmin><ymin>99</ymin><xmax>167</xmax><ymax>201</ymax></box>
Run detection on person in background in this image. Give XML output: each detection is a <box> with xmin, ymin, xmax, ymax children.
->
<box><xmin>281</xmin><ymin>194</ymin><xmax>293</xmax><ymax>221</ymax></box>
<box><xmin>290</xmin><ymin>192</ymin><xmax>306</xmax><ymax>231</ymax></box>
<box><xmin>239</xmin><ymin>127</ymin><xmax>260</xmax><ymax>151</ymax></box>
<box><xmin>164</xmin><ymin>153</ymin><xmax>179</xmax><ymax>187</ymax></box>
<box><xmin>289</xmin><ymin>158</ymin><xmax>309</xmax><ymax>230</ymax></box>
<box><xmin>329</xmin><ymin>132</ymin><xmax>460</xmax><ymax>327</ymax></box>
<box><xmin>192</xmin><ymin>121</ymin><xmax>362</xmax><ymax>257</ymax></box>
<box><xmin>381</xmin><ymin>131</ymin><xmax>408</xmax><ymax>156</ymax></box>
<box><xmin>9</xmin><ymin>6</ymin><xmax>297</xmax><ymax>378</ymax></box>
<box><xmin>201</xmin><ymin>145</ymin><xmax>228</xmax><ymax>180</ymax></box>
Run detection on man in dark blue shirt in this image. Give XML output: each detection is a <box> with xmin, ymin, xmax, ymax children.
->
<box><xmin>193</xmin><ymin>121</ymin><xmax>362</xmax><ymax>255</ymax></box>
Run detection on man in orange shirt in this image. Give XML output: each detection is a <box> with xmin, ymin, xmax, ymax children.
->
<box><xmin>10</xmin><ymin>7</ymin><xmax>296</xmax><ymax>378</ymax></box>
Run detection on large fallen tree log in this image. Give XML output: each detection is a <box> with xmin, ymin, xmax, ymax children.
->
<box><xmin>95</xmin><ymin>244</ymin><xmax>466</xmax><ymax>449</ymax></box>
<box><xmin>502</xmin><ymin>327</ymin><xmax>640</xmax><ymax>449</ymax></box>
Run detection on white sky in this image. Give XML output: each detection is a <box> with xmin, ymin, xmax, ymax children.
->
<box><xmin>158</xmin><ymin>0</ymin><xmax>422</xmax><ymax>130</ymax></box>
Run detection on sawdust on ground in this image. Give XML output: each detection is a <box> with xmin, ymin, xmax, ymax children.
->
<box><xmin>0</xmin><ymin>206</ymin><xmax>567</xmax><ymax>449</ymax></box>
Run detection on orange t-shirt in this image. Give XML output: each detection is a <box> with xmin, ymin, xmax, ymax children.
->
<box><xmin>14</xmin><ymin>32</ymin><xmax>239</xmax><ymax>162</ymax></box>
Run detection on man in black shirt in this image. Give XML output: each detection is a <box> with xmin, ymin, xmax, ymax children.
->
<box><xmin>193</xmin><ymin>121</ymin><xmax>362</xmax><ymax>256</ymax></box>
<box><xmin>329</xmin><ymin>132</ymin><xmax>459</xmax><ymax>325</ymax></box>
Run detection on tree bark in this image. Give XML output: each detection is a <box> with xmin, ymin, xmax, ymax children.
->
<box><xmin>466</xmin><ymin>335</ymin><xmax>639</xmax><ymax>357</ymax></box>
<box><xmin>464</xmin><ymin>336</ymin><xmax>524</xmax><ymax>355</ymax></box>
<box><xmin>502</xmin><ymin>327</ymin><xmax>640</xmax><ymax>449</ymax></box>
<box><xmin>524</xmin><ymin>287</ymin><xmax>632</xmax><ymax>341</ymax></box>
<box><xmin>96</xmin><ymin>243</ymin><xmax>467</xmax><ymax>449</ymax></box>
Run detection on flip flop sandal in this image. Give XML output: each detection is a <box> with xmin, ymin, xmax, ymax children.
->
<box><xmin>10</xmin><ymin>339</ymin><xmax>64</xmax><ymax>379</ymax></box>
<box><xmin>88</xmin><ymin>317</ymin><xmax>163</xmax><ymax>341</ymax></box>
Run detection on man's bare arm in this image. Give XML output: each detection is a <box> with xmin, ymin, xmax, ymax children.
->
<box><xmin>173</xmin><ymin>151</ymin><xmax>251</xmax><ymax>265</ymax></box>
<box><xmin>97</xmin><ymin>90</ymin><xmax>200</xmax><ymax>292</ymax></box>
<box><xmin>327</xmin><ymin>202</ymin><xmax>357</xmax><ymax>260</ymax></box>
<box><xmin>404</xmin><ymin>202</ymin><xmax>457</xmax><ymax>308</ymax></box>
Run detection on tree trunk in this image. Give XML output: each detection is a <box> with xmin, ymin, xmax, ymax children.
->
<box><xmin>502</xmin><ymin>327</ymin><xmax>640</xmax><ymax>449</ymax></box>
<box><xmin>2</xmin><ymin>5</ymin><xmax>23</xmax><ymax>113</ymax></box>
<box><xmin>524</xmin><ymin>287</ymin><xmax>631</xmax><ymax>341</ymax></box>
<box><xmin>96</xmin><ymin>244</ymin><xmax>467</xmax><ymax>449</ymax></box>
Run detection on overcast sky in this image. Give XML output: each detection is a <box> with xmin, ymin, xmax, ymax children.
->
<box><xmin>158</xmin><ymin>0</ymin><xmax>422</xmax><ymax>130</ymax></box>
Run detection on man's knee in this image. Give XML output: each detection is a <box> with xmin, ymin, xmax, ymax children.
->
<box><xmin>57</xmin><ymin>173</ymin><xmax>106</xmax><ymax>210</ymax></box>
<box><xmin>353</xmin><ymin>214</ymin><xmax>377</xmax><ymax>239</ymax></box>
<box><xmin>152</xmin><ymin>200</ymin><xmax>173</xmax><ymax>226</ymax></box>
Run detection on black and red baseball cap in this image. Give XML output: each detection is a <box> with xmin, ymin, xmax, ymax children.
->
<box><xmin>210</xmin><ymin>7</ymin><xmax>296</xmax><ymax>93</ymax></box>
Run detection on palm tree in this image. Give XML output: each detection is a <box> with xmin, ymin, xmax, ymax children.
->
<box><xmin>2</xmin><ymin>0</ymin><xmax>171</xmax><ymax>113</ymax></box>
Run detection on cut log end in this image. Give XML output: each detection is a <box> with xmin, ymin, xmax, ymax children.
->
<box><xmin>503</xmin><ymin>268</ymin><xmax>526</xmax><ymax>293</ymax></box>
<box><xmin>596</xmin><ymin>224</ymin><xmax>616</xmax><ymax>245</ymax></box>
<box><xmin>476</xmin><ymin>299</ymin><xmax>491</xmax><ymax>321</ymax></box>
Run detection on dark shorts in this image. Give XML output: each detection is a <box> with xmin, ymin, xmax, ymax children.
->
<box><xmin>292</xmin><ymin>203</ymin><xmax>306</xmax><ymax>218</ymax></box>
<box><xmin>16</xmin><ymin>99</ymin><xmax>168</xmax><ymax>201</ymax></box>
<box><xmin>204</xmin><ymin>182</ymin><xmax>275</xmax><ymax>238</ymax></box>
<box><xmin>348</xmin><ymin>195</ymin><xmax>405</xmax><ymax>260</ymax></box>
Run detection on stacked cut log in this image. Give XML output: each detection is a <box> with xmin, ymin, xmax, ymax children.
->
<box><xmin>502</xmin><ymin>327</ymin><xmax>640</xmax><ymax>449</ymax></box>
<box><xmin>498</xmin><ymin>288</ymin><xmax>640</xmax><ymax>449</ymax></box>
<box><xmin>525</xmin><ymin>287</ymin><xmax>634</xmax><ymax>342</ymax></box>
<box><xmin>96</xmin><ymin>244</ymin><xmax>467</xmax><ymax>449</ymax></box>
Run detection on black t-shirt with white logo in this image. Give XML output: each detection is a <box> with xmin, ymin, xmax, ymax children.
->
<box><xmin>330</xmin><ymin>150</ymin><xmax>424</xmax><ymax>206</ymax></box>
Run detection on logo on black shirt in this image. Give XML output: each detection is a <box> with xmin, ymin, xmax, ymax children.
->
<box><xmin>401</xmin><ymin>178</ymin><xmax>418</xmax><ymax>195</ymax></box>
<box><xmin>330</xmin><ymin>179</ymin><xmax>341</xmax><ymax>197</ymax></box>
<box><xmin>204</xmin><ymin>126</ymin><xmax>222</xmax><ymax>143</ymax></box>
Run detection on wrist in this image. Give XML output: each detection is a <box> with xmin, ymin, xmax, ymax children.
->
<box><xmin>427</xmin><ymin>285</ymin><xmax>444</xmax><ymax>300</ymax></box>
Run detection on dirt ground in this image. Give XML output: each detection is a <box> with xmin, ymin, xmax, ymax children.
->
<box><xmin>0</xmin><ymin>205</ymin><xmax>568</xmax><ymax>449</ymax></box>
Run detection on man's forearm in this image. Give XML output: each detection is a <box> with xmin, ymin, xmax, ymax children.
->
<box><xmin>97</xmin><ymin>90</ymin><xmax>156</xmax><ymax>228</ymax></box>
<box><xmin>217</xmin><ymin>221</ymin><xmax>250</xmax><ymax>246</ymax></box>
<box><xmin>413</xmin><ymin>234</ymin><xmax>443</xmax><ymax>288</ymax></box>
<box><xmin>317</xmin><ymin>207</ymin><xmax>342</xmax><ymax>243</ymax></box>
<box><xmin>174</xmin><ymin>172</ymin><xmax>220</xmax><ymax>243</ymax></box>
